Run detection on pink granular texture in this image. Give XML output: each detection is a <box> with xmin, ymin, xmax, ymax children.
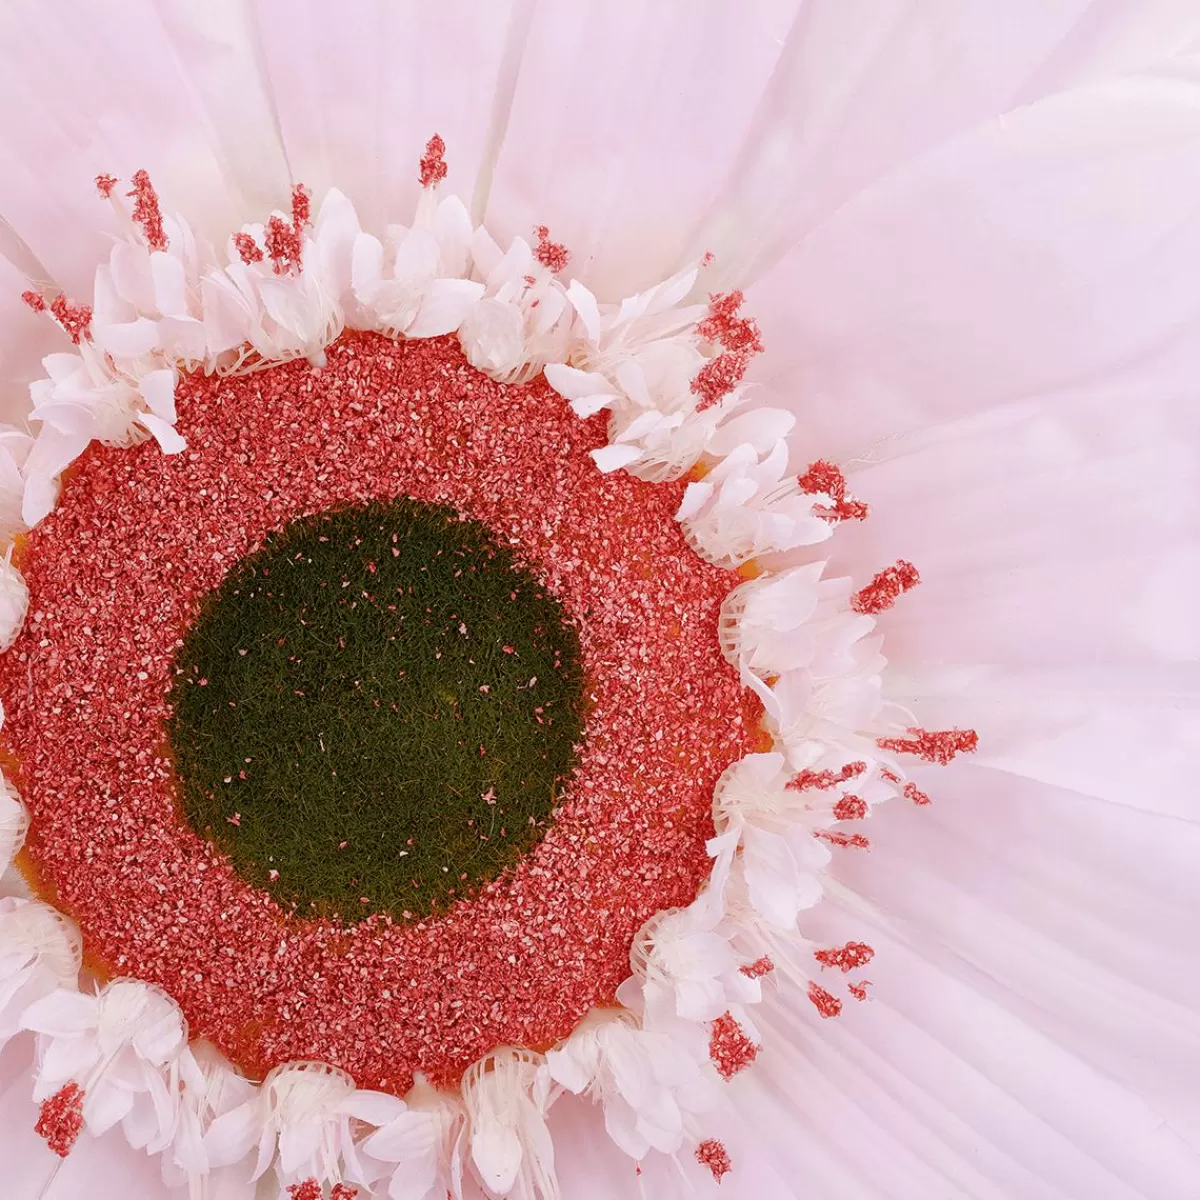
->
<box><xmin>2</xmin><ymin>333</ymin><xmax>758</xmax><ymax>1092</ymax></box>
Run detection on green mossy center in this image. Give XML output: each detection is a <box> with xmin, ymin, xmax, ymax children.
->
<box><xmin>167</xmin><ymin>500</ymin><xmax>585</xmax><ymax>920</ymax></box>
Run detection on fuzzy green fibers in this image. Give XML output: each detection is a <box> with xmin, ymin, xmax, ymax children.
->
<box><xmin>167</xmin><ymin>500</ymin><xmax>585</xmax><ymax>921</ymax></box>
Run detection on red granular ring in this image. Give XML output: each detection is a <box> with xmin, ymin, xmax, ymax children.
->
<box><xmin>1</xmin><ymin>332</ymin><xmax>759</xmax><ymax>1093</ymax></box>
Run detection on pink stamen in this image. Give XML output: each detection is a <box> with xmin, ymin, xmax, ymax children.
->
<box><xmin>533</xmin><ymin>225</ymin><xmax>570</xmax><ymax>274</ymax></box>
<box><xmin>814</xmin><ymin>829</ymin><xmax>870</xmax><ymax>849</ymax></box>
<box><xmin>129</xmin><ymin>170</ymin><xmax>168</xmax><ymax>252</ymax></box>
<box><xmin>36</xmin><ymin>1082</ymin><xmax>84</xmax><ymax>1158</ymax></box>
<box><xmin>265</xmin><ymin>214</ymin><xmax>303</xmax><ymax>276</ymax></box>
<box><xmin>813</xmin><ymin>941</ymin><xmax>874</xmax><ymax>972</ymax></box>
<box><xmin>851</xmin><ymin>560</ymin><xmax>920</xmax><ymax>615</ymax></box>
<box><xmin>709</xmin><ymin>1011</ymin><xmax>759</xmax><ymax>1081</ymax></box>
<box><xmin>49</xmin><ymin>294</ymin><xmax>93</xmax><ymax>345</ymax></box>
<box><xmin>696</xmin><ymin>291</ymin><xmax>763</xmax><ymax>355</ymax></box>
<box><xmin>807</xmin><ymin>981</ymin><xmax>842</xmax><ymax>1019</ymax></box>
<box><xmin>419</xmin><ymin>134</ymin><xmax>448</xmax><ymax>188</ymax></box>
<box><xmin>832</xmin><ymin>794</ymin><xmax>867</xmax><ymax>821</ymax></box>
<box><xmin>691</xmin><ymin>350</ymin><xmax>753</xmax><ymax>410</ymax></box>
<box><xmin>877</xmin><ymin>727</ymin><xmax>979</xmax><ymax>765</ymax></box>
<box><xmin>291</xmin><ymin>183</ymin><xmax>312</xmax><ymax>231</ymax></box>
<box><xmin>233</xmin><ymin>232</ymin><xmax>265</xmax><ymax>265</ymax></box>
<box><xmin>787</xmin><ymin>761</ymin><xmax>865</xmax><ymax>792</ymax></box>
<box><xmin>797</xmin><ymin>460</ymin><xmax>869</xmax><ymax>522</ymax></box>
<box><xmin>739</xmin><ymin>955</ymin><xmax>774</xmax><ymax>979</ymax></box>
<box><xmin>695</xmin><ymin>1139</ymin><xmax>732</xmax><ymax>1183</ymax></box>
<box><xmin>902</xmin><ymin>781</ymin><xmax>932</xmax><ymax>806</ymax></box>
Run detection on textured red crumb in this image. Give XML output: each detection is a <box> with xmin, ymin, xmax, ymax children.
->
<box><xmin>696</xmin><ymin>1139</ymin><xmax>732</xmax><ymax>1183</ymax></box>
<box><xmin>709</xmin><ymin>1011</ymin><xmax>758</xmax><ymax>1080</ymax></box>
<box><xmin>832</xmin><ymin>794</ymin><xmax>867</xmax><ymax>821</ymax></box>
<box><xmin>233</xmin><ymin>232</ymin><xmax>264</xmax><ymax>265</ymax></box>
<box><xmin>3</xmin><ymin>332</ymin><xmax>758</xmax><ymax>1096</ymax></box>
<box><xmin>851</xmin><ymin>560</ymin><xmax>920</xmax><ymax>615</ymax></box>
<box><xmin>696</xmin><ymin>291</ymin><xmax>763</xmax><ymax>356</ymax></box>
<box><xmin>94</xmin><ymin>173</ymin><xmax>118</xmax><ymax>199</ymax></box>
<box><xmin>814</xmin><ymin>830</ymin><xmax>870</xmax><ymax>850</ymax></box>
<box><xmin>807</xmin><ymin>982</ymin><xmax>842</xmax><ymax>1019</ymax></box>
<box><xmin>419</xmin><ymin>134</ymin><xmax>448</xmax><ymax>188</ymax></box>
<box><xmin>21</xmin><ymin>290</ymin><xmax>46</xmax><ymax>312</ymax></box>
<box><xmin>330</xmin><ymin>1186</ymin><xmax>358</xmax><ymax>1200</ymax></box>
<box><xmin>129</xmin><ymin>170</ymin><xmax>168</xmax><ymax>252</ymax></box>
<box><xmin>877</xmin><ymin>728</ymin><xmax>978</xmax><ymax>766</ymax></box>
<box><xmin>788</xmin><ymin>761</ymin><xmax>865</xmax><ymax>792</ymax></box>
<box><xmin>533</xmin><ymin>225</ymin><xmax>570</xmax><ymax>274</ymax></box>
<box><xmin>36</xmin><ymin>1082</ymin><xmax>84</xmax><ymax>1157</ymax></box>
<box><xmin>797</xmin><ymin>460</ymin><xmax>869</xmax><ymax>523</ymax></box>
<box><xmin>813</xmin><ymin>941</ymin><xmax>874</xmax><ymax>973</ymax></box>
<box><xmin>902</xmin><ymin>781</ymin><xmax>932</xmax><ymax>806</ymax></box>
<box><xmin>287</xmin><ymin>1182</ymin><xmax>322</xmax><ymax>1200</ymax></box>
<box><xmin>49</xmin><ymin>295</ymin><xmax>92</xmax><ymax>345</ymax></box>
<box><xmin>291</xmin><ymin>183</ymin><xmax>312</xmax><ymax>231</ymax></box>
<box><xmin>265</xmin><ymin>213</ymin><xmax>303</xmax><ymax>275</ymax></box>
<box><xmin>690</xmin><ymin>350</ymin><xmax>753</xmax><ymax>410</ymax></box>
<box><xmin>848</xmin><ymin>981</ymin><xmax>871</xmax><ymax>1002</ymax></box>
<box><xmin>739</xmin><ymin>955</ymin><xmax>774</xmax><ymax>979</ymax></box>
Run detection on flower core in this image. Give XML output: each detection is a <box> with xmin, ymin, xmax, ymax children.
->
<box><xmin>168</xmin><ymin>499</ymin><xmax>585</xmax><ymax>919</ymax></box>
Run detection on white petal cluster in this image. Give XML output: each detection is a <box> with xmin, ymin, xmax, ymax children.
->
<box><xmin>0</xmin><ymin>167</ymin><xmax>960</xmax><ymax>1199</ymax></box>
<box><xmin>21</xmin><ymin>979</ymin><xmax>188</xmax><ymax>1152</ymax></box>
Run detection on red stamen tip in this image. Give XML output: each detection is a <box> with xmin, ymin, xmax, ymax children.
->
<box><xmin>696</xmin><ymin>1139</ymin><xmax>732</xmax><ymax>1183</ymax></box>
<box><xmin>233</xmin><ymin>232</ymin><xmax>264</xmax><ymax>265</ymax></box>
<box><xmin>814</xmin><ymin>829</ymin><xmax>870</xmax><ymax>850</ymax></box>
<box><xmin>797</xmin><ymin>460</ymin><xmax>869</xmax><ymax>522</ymax></box>
<box><xmin>709</xmin><ymin>1011</ymin><xmax>759</xmax><ymax>1081</ymax></box>
<box><xmin>696</xmin><ymin>291</ymin><xmax>763</xmax><ymax>355</ymax></box>
<box><xmin>418</xmin><ymin>134</ymin><xmax>448</xmax><ymax>188</ymax></box>
<box><xmin>701</xmin><ymin>250</ymin><xmax>715</xmax><ymax>267</ymax></box>
<box><xmin>877</xmin><ymin>727</ymin><xmax>979</xmax><ymax>766</ymax></box>
<box><xmin>807</xmin><ymin>981</ymin><xmax>842</xmax><ymax>1019</ymax></box>
<box><xmin>533</xmin><ymin>224</ymin><xmax>570</xmax><ymax>274</ymax></box>
<box><xmin>739</xmin><ymin>955</ymin><xmax>775</xmax><ymax>979</ymax></box>
<box><xmin>832</xmin><ymin>794</ymin><xmax>868</xmax><ymax>821</ymax></box>
<box><xmin>265</xmin><ymin>213</ymin><xmax>303</xmax><ymax>276</ymax></box>
<box><xmin>94</xmin><ymin>173</ymin><xmax>118</xmax><ymax>199</ymax></box>
<box><xmin>287</xmin><ymin>1181</ymin><xmax>323</xmax><ymax>1200</ymax></box>
<box><xmin>49</xmin><ymin>295</ymin><xmax>92</xmax><ymax>345</ymax></box>
<box><xmin>331</xmin><ymin>1186</ymin><xmax>359</xmax><ymax>1200</ymax></box>
<box><xmin>902</xmin><ymin>780</ymin><xmax>932</xmax><ymax>806</ymax></box>
<box><xmin>36</xmin><ymin>1082</ymin><xmax>85</xmax><ymax>1158</ymax></box>
<box><xmin>814</xmin><ymin>941</ymin><xmax>874</xmax><ymax>972</ymax></box>
<box><xmin>21</xmin><ymin>290</ymin><xmax>46</xmax><ymax>312</ymax></box>
<box><xmin>291</xmin><ymin>183</ymin><xmax>312</xmax><ymax>230</ymax></box>
<box><xmin>787</xmin><ymin>761</ymin><xmax>866</xmax><ymax>793</ymax></box>
<box><xmin>129</xmin><ymin>170</ymin><xmax>168</xmax><ymax>252</ymax></box>
<box><xmin>848</xmin><ymin>981</ymin><xmax>871</xmax><ymax>1001</ymax></box>
<box><xmin>851</xmin><ymin>560</ymin><xmax>920</xmax><ymax>615</ymax></box>
<box><xmin>690</xmin><ymin>350</ymin><xmax>752</xmax><ymax>410</ymax></box>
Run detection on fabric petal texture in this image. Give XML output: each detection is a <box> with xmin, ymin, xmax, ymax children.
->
<box><xmin>0</xmin><ymin>2</ymin><xmax>1196</xmax><ymax>1199</ymax></box>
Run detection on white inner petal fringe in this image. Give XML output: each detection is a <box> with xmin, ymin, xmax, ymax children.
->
<box><xmin>0</xmin><ymin>145</ymin><xmax>975</xmax><ymax>1200</ymax></box>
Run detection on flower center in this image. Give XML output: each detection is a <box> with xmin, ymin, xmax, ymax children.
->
<box><xmin>167</xmin><ymin>499</ymin><xmax>585</xmax><ymax>920</ymax></box>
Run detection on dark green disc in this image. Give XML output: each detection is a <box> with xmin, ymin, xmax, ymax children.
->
<box><xmin>167</xmin><ymin>499</ymin><xmax>585</xmax><ymax>920</ymax></box>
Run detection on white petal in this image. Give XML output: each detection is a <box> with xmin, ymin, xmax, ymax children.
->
<box><xmin>21</xmin><ymin>988</ymin><xmax>96</xmax><ymax>1036</ymax></box>
<box><xmin>136</xmin><ymin>413</ymin><xmax>186</xmax><ymax>455</ymax></box>
<box><xmin>406</xmin><ymin>278</ymin><xmax>485</xmax><ymax>338</ymax></box>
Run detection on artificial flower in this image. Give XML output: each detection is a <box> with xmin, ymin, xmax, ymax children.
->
<box><xmin>0</xmin><ymin>3</ymin><xmax>1196</xmax><ymax>1200</ymax></box>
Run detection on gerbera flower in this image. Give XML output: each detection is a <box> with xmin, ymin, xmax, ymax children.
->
<box><xmin>0</xmin><ymin>4</ymin><xmax>1198</xmax><ymax>1200</ymax></box>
